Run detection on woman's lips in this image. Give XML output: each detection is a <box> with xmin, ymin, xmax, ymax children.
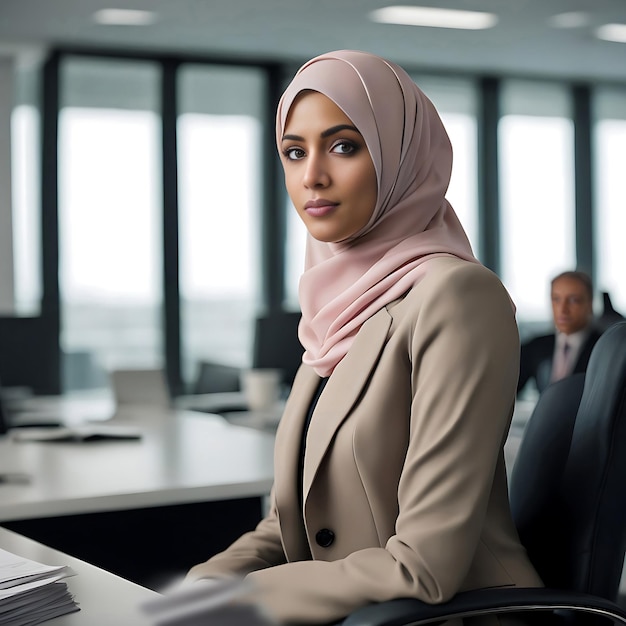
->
<box><xmin>304</xmin><ymin>199</ymin><xmax>338</xmax><ymax>217</ymax></box>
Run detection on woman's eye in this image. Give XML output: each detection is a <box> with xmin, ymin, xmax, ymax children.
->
<box><xmin>332</xmin><ymin>141</ymin><xmax>356</xmax><ymax>155</ymax></box>
<box><xmin>284</xmin><ymin>147</ymin><xmax>305</xmax><ymax>160</ymax></box>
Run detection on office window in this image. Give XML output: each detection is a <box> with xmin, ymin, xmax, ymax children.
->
<box><xmin>284</xmin><ymin>75</ymin><xmax>479</xmax><ymax>307</ymax></box>
<box><xmin>284</xmin><ymin>197</ymin><xmax>306</xmax><ymax>311</ymax></box>
<box><xmin>499</xmin><ymin>81</ymin><xmax>575</xmax><ymax>326</ymax></box>
<box><xmin>282</xmin><ymin>67</ymin><xmax>306</xmax><ymax>311</ymax></box>
<box><xmin>412</xmin><ymin>75</ymin><xmax>479</xmax><ymax>255</ymax></box>
<box><xmin>9</xmin><ymin>58</ymin><xmax>42</xmax><ymax>316</ymax></box>
<box><xmin>594</xmin><ymin>86</ymin><xmax>626</xmax><ymax>314</ymax></box>
<box><xmin>178</xmin><ymin>65</ymin><xmax>265</xmax><ymax>385</ymax></box>
<box><xmin>58</xmin><ymin>57</ymin><xmax>162</xmax><ymax>391</ymax></box>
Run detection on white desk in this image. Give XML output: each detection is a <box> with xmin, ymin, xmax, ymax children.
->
<box><xmin>0</xmin><ymin>526</ymin><xmax>158</xmax><ymax>625</ymax></box>
<box><xmin>0</xmin><ymin>409</ymin><xmax>274</xmax><ymax>521</ymax></box>
<box><xmin>503</xmin><ymin>399</ymin><xmax>536</xmax><ymax>477</ymax></box>
<box><xmin>511</xmin><ymin>398</ymin><xmax>536</xmax><ymax>429</ymax></box>
<box><xmin>0</xmin><ymin>405</ymin><xmax>275</xmax><ymax>590</ymax></box>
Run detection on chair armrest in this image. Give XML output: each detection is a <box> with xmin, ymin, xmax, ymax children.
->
<box><xmin>341</xmin><ymin>587</ymin><xmax>626</xmax><ymax>626</ymax></box>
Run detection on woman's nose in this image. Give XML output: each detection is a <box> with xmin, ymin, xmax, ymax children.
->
<box><xmin>303</xmin><ymin>154</ymin><xmax>330</xmax><ymax>188</ymax></box>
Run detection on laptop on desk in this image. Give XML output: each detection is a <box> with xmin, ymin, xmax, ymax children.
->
<box><xmin>0</xmin><ymin>374</ymin><xmax>143</xmax><ymax>441</ymax></box>
<box><xmin>109</xmin><ymin>368</ymin><xmax>171</xmax><ymax>409</ymax></box>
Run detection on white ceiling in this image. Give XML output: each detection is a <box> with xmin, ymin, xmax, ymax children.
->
<box><xmin>0</xmin><ymin>0</ymin><xmax>625</xmax><ymax>82</ymax></box>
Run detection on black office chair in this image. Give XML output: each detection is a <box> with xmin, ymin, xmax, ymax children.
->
<box><xmin>192</xmin><ymin>360</ymin><xmax>241</xmax><ymax>394</ymax></box>
<box><xmin>343</xmin><ymin>321</ymin><xmax>626</xmax><ymax>626</ymax></box>
<box><xmin>596</xmin><ymin>292</ymin><xmax>626</xmax><ymax>333</ymax></box>
<box><xmin>252</xmin><ymin>311</ymin><xmax>303</xmax><ymax>388</ymax></box>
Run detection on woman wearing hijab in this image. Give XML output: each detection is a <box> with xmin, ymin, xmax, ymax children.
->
<box><xmin>186</xmin><ymin>50</ymin><xmax>542</xmax><ymax>624</ymax></box>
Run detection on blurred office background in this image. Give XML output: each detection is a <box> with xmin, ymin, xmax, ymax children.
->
<box><xmin>0</xmin><ymin>0</ymin><xmax>624</xmax><ymax>397</ymax></box>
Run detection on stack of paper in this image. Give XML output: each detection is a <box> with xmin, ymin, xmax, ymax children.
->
<box><xmin>0</xmin><ymin>548</ymin><xmax>79</xmax><ymax>625</ymax></box>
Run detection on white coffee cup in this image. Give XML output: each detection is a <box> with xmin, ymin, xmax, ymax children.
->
<box><xmin>240</xmin><ymin>369</ymin><xmax>282</xmax><ymax>411</ymax></box>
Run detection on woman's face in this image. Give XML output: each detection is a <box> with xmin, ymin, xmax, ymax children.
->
<box><xmin>280</xmin><ymin>91</ymin><xmax>378</xmax><ymax>243</ymax></box>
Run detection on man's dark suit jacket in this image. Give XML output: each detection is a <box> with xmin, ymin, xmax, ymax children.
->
<box><xmin>517</xmin><ymin>328</ymin><xmax>602</xmax><ymax>395</ymax></box>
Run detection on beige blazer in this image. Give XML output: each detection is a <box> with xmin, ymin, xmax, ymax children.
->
<box><xmin>187</xmin><ymin>257</ymin><xmax>542</xmax><ymax>624</ymax></box>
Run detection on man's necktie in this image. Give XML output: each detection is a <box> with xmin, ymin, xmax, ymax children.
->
<box><xmin>552</xmin><ymin>341</ymin><xmax>571</xmax><ymax>382</ymax></box>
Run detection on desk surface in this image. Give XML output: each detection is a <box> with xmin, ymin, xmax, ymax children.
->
<box><xmin>0</xmin><ymin>407</ymin><xmax>275</xmax><ymax>522</ymax></box>
<box><xmin>0</xmin><ymin>526</ymin><xmax>158</xmax><ymax>625</ymax></box>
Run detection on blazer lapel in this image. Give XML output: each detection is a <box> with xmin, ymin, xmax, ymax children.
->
<box><xmin>302</xmin><ymin>306</ymin><xmax>392</xmax><ymax>500</ymax></box>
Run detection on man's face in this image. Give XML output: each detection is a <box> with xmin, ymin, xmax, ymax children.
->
<box><xmin>551</xmin><ymin>277</ymin><xmax>593</xmax><ymax>335</ymax></box>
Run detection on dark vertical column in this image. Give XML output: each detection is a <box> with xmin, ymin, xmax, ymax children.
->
<box><xmin>261</xmin><ymin>64</ymin><xmax>286</xmax><ymax>315</ymax></box>
<box><xmin>40</xmin><ymin>51</ymin><xmax>62</xmax><ymax>394</ymax></box>
<box><xmin>572</xmin><ymin>84</ymin><xmax>594</xmax><ymax>276</ymax></box>
<box><xmin>161</xmin><ymin>59</ymin><xmax>182</xmax><ymax>395</ymax></box>
<box><xmin>477</xmin><ymin>76</ymin><xmax>501</xmax><ymax>275</ymax></box>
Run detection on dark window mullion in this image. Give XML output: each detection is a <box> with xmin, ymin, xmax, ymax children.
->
<box><xmin>161</xmin><ymin>58</ymin><xmax>182</xmax><ymax>395</ymax></box>
<box><xmin>41</xmin><ymin>50</ymin><xmax>62</xmax><ymax>394</ymax></box>
<box><xmin>477</xmin><ymin>76</ymin><xmax>501</xmax><ymax>275</ymax></box>
<box><xmin>262</xmin><ymin>63</ymin><xmax>287</xmax><ymax>314</ymax></box>
<box><xmin>572</xmin><ymin>84</ymin><xmax>594</xmax><ymax>276</ymax></box>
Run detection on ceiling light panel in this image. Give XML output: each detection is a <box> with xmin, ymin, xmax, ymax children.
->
<box><xmin>595</xmin><ymin>23</ymin><xmax>626</xmax><ymax>44</ymax></box>
<box><xmin>369</xmin><ymin>6</ymin><xmax>498</xmax><ymax>30</ymax></box>
<box><xmin>548</xmin><ymin>12</ymin><xmax>590</xmax><ymax>29</ymax></box>
<box><xmin>93</xmin><ymin>9</ymin><xmax>158</xmax><ymax>26</ymax></box>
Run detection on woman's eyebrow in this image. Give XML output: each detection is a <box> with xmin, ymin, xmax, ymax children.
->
<box><xmin>281</xmin><ymin>124</ymin><xmax>361</xmax><ymax>143</ymax></box>
<box><xmin>321</xmin><ymin>124</ymin><xmax>360</xmax><ymax>138</ymax></box>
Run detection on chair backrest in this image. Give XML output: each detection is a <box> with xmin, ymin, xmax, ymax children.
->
<box><xmin>252</xmin><ymin>312</ymin><xmax>303</xmax><ymax>388</ymax></box>
<box><xmin>510</xmin><ymin>321</ymin><xmax>626</xmax><ymax>600</ymax></box>
<box><xmin>596</xmin><ymin>291</ymin><xmax>625</xmax><ymax>332</ymax></box>
<box><xmin>193</xmin><ymin>360</ymin><xmax>241</xmax><ymax>394</ymax></box>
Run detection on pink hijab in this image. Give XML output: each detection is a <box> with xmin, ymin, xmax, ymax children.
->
<box><xmin>276</xmin><ymin>50</ymin><xmax>478</xmax><ymax>377</ymax></box>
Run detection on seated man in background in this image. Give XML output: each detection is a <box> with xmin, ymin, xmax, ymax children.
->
<box><xmin>517</xmin><ymin>270</ymin><xmax>602</xmax><ymax>396</ymax></box>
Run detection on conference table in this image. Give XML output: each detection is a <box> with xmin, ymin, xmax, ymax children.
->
<box><xmin>0</xmin><ymin>399</ymin><xmax>275</xmax><ymax>591</ymax></box>
<box><xmin>0</xmin><ymin>525</ymin><xmax>159</xmax><ymax>625</ymax></box>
